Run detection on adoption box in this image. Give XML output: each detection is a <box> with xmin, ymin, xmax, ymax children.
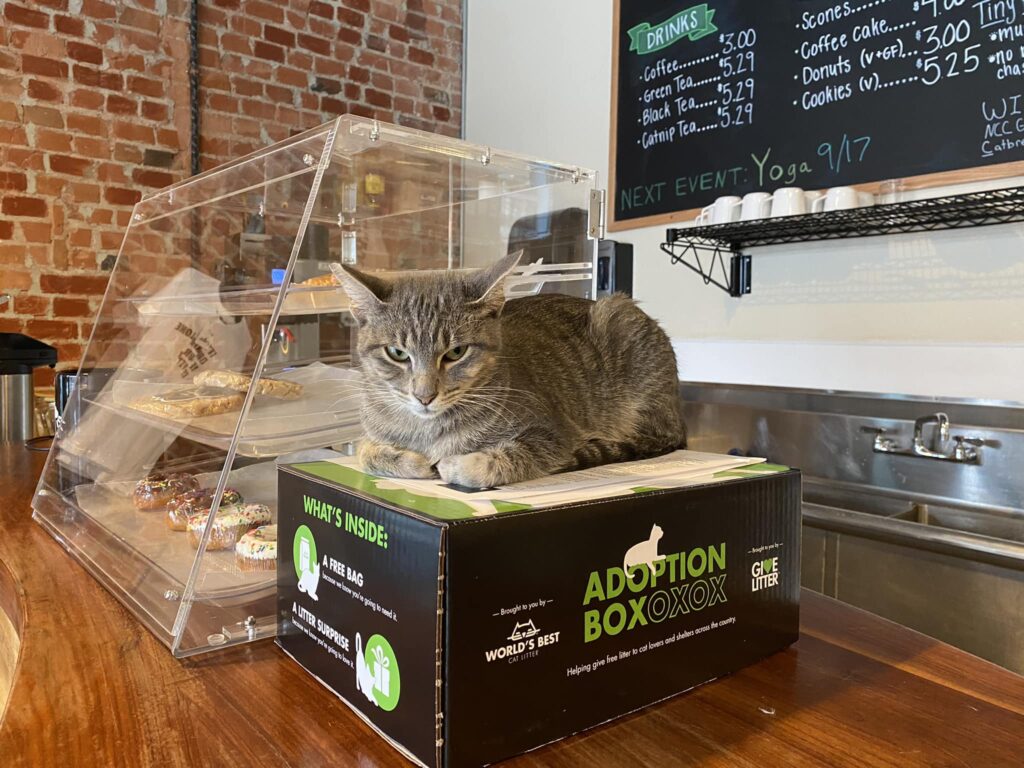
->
<box><xmin>277</xmin><ymin>451</ymin><xmax>801</xmax><ymax>767</ymax></box>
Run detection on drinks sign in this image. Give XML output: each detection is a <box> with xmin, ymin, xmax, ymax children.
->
<box><xmin>627</xmin><ymin>5</ymin><xmax>720</xmax><ymax>55</ymax></box>
<box><xmin>610</xmin><ymin>0</ymin><xmax>1024</xmax><ymax>230</ymax></box>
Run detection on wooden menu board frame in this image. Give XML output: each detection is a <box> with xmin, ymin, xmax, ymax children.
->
<box><xmin>607</xmin><ymin>0</ymin><xmax>1024</xmax><ymax>233</ymax></box>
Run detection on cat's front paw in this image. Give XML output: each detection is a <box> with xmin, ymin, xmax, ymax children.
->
<box><xmin>437</xmin><ymin>452</ymin><xmax>501</xmax><ymax>489</ymax></box>
<box><xmin>360</xmin><ymin>442</ymin><xmax>437</xmax><ymax>479</ymax></box>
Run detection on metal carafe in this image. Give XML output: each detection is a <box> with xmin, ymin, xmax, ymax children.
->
<box><xmin>0</xmin><ymin>333</ymin><xmax>57</xmax><ymax>444</ymax></box>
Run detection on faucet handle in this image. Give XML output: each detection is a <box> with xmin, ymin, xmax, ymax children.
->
<box><xmin>953</xmin><ymin>435</ymin><xmax>984</xmax><ymax>447</ymax></box>
<box><xmin>952</xmin><ymin>435</ymin><xmax>984</xmax><ymax>463</ymax></box>
<box><xmin>862</xmin><ymin>425</ymin><xmax>897</xmax><ymax>452</ymax></box>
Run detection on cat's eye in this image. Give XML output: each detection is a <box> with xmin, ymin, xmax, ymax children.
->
<box><xmin>384</xmin><ymin>345</ymin><xmax>410</xmax><ymax>363</ymax></box>
<box><xmin>443</xmin><ymin>345</ymin><xmax>469</xmax><ymax>363</ymax></box>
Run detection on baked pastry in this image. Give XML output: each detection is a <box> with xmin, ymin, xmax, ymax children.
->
<box><xmin>235</xmin><ymin>525</ymin><xmax>277</xmax><ymax>572</ymax></box>
<box><xmin>133</xmin><ymin>385</ymin><xmax>244</xmax><ymax>418</ymax></box>
<box><xmin>132</xmin><ymin>472</ymin><xmax>199</xmax><ymax>510</ymax></box>
<box><xmin>301</xmin><ymin>273</ymin><xmax>339</xmax><ymax>286</ymax></box>
<box><xmin>165</xmin><ymin>487</ymin><xmax>243</xmax><ymax>531</ymax></box>
<box><xmin>192</xmin><ymin>370</ymin><xmax>303</xmax><ymax>400</ymax></box>
<box><xmin>187</xmin><ymin>503</ymin><xmax>273</xmax><ymax>550</ymax></box>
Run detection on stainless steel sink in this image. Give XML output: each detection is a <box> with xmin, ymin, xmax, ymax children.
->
<box><xmin>803</xmin><ymin>478</ymin><xmax>1024</xmax><ymax>544</ymax></box>
<box><xmin>681</xmin><ymin>382</ymin><xmax>1024</xmax><ymax>675</ymax></box>
<box><xmin>803</xmin><ymin>480</ymin><xmax>914</xmax><ymax>518</ymax></box>
<box><xmin>889</xmin><ymin>505</ymin><xmax>1024</xmax><ymax>544</ymax></box>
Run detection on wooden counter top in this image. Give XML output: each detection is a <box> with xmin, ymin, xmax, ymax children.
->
<box><xmin>2</xmin><ymin>444</ymin><xmax>1023</xmax><ymax>766</ymax></box>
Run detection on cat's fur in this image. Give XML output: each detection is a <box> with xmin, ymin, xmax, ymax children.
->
<box><xmin>335</xmin><ymin>251</ymin><xmax>686</xmax><ymax>489</ymax></box>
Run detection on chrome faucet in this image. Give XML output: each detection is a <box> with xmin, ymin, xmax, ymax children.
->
<box><xmin>912</xmin><ymin>413</ymin><xmax>950</xmax><ymax>459</ymax></box>
<box><xmin>867</xmin><ymin>412</ymin><xmax>985</xmax><ymax>464</ymax></box>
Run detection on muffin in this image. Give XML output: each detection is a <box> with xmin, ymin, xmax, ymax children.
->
<box><xmin>235</xmin><ymin>525</ymin><xmax>277</xmax><ymax>572</ymax></box>
<box><xmin>187</xmin><ymin>503</ymin><xmax>272</xmax><ymax>550</ymax></box>
<box><xmin>132</xmin><ymin>472</ymin><xmax>199</xmax><ymax>510</ymax></box>
<box><xmin>165</xmin><ymin>487</ymin><xmax>243</xmax><ymax>532</ymax></box>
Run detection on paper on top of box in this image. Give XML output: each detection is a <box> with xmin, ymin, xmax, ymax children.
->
<box><xmin>287</xmin><ymin>450</ymin><xmax>789</xmax><ymax>521</ymax></box>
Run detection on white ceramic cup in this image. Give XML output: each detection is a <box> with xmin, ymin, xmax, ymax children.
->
<box><xmin>699</xmin><ymin>195</ymin><xmax>742</xmax><ymax>225</ymax></box>
<box><xmin>740</xmin><ymin>192</ymin><xmax>772</xmax><ymax>220</ymax></box>
<box><xmin>858</xmin><ymin>191</ymin><xmax>875</xmax><ymax>207</ymax></box>
<box><xmin>812</xmin><ymin>186</ymin><xmax>860</xmax><ymax>213</ymax></box>
<box><xmin>770</xmin><ymin>187</ymin><xmax>809</xmax><ymax>217</ymax></box>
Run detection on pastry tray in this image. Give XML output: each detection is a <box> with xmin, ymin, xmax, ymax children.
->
<box><xmin>128</xmin><ymin>261</ymin><xmax>594</xmax><ymax>317</ymax></box>
<box><xmin>73</xmin><ymin>464</ymin><xmax>278</xmax><ymax>598</ymax></box>
<box><xmin>131</xmin><ymin>282</ymin><xmax>351</xmax><ymax>317</ymax></box>
<box><xmin>83</xmin><ymin>364</ymin><xmax>364</xmax><ymax>458</ymax></box>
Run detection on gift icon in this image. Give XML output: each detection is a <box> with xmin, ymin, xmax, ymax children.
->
<box><xmin>371</xmin><ymin>644</ymin><xmax>390</xmax><ymax>696</ymax></box>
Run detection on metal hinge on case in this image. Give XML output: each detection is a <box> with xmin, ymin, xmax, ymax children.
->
<box><xmin>588</xmin><ymin>189</ymin><xmax>607</xmax><ymax>239</ymax></box>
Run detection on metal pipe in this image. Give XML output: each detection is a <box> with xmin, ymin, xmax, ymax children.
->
<box><xmin>188</xmin><ymin>0</ymin><xmax>200</xmax><ymax>176</ymax></box>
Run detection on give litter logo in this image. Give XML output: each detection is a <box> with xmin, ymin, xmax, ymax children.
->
<box><xmin>751</xmin><ymin>556</ymin><xmax>779</xmax><ymax>592</ymax></box>
<box><xmin>356</xmin><ymin>632</ymin><xmax>401</xmax><ymax>711</ymax></box>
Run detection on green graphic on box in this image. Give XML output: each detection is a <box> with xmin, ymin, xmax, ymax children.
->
<box><xmin>293</xmin><ymin>524</ymin><xmax>317</xmax><ymax>579</ymax></box>
<box><xmin>294</xmin><ymin>524</ymin><xmax>321</xmax><ymax>601</ymax></box>
<box><xmin>361</xmin><ymin>634</ymin><xmax>401</xmax><ymax>711</ymax></box>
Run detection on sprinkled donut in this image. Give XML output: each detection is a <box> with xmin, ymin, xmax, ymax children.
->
<box><xmin>235</xmin><ymin>525</ymin><xmax>277</xmax><ymax>572</ymax></box>
<box><xmin>132</xmin><ymin>472</ymin><xmax>199</xmax><ymax>511</ymax></box>
<box><xmin>165</xmin><ymin>487</ymin><xmax>243</xmax><ymax>531</ymax></box>
<box><xmin>187</xmin><ymin>503</ymin><xmax>273</xmax><ymax>551</ymax></box>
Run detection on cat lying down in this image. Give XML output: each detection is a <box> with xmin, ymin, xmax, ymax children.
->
<box><xmin>333</xmin><ymin>251</ymin><xmax>686</xmax><ymax>490</ymax></box>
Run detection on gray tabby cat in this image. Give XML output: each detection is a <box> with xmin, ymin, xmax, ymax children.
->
<box><xmin>335</xmin><ymin>251</ymin><xmax>686</xmax><ymax>489</ymax></box>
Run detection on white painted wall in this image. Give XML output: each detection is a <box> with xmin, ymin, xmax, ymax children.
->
<box><xmin>465</xmin><ymin>0</ymin><xmax>1024</xmax><ymax>401</ymax></box>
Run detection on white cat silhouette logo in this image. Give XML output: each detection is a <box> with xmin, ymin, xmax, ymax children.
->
<box><xmin>623</xmin><ymin>524</ymin><xmax>665</xmax><ymax>581</ymax></box>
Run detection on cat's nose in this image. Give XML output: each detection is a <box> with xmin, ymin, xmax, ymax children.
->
<box><xmin>415</xmin><ymin>393</ymin><xmax>436</xmax><ymax>406</ymax></box>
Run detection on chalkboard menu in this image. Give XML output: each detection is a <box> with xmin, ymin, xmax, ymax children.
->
<box><xmin>610</xmin><ymin>0</ymin><xmax>1024</xmax><ymax>230</ymax></box>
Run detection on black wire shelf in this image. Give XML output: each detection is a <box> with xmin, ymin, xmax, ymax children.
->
<box><xmin>662</xmin><ymin>185</ymin><xmax>1024</xmax><ymax>297</ymax></box>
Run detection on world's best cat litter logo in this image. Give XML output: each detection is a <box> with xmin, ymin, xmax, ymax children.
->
<box><xmin>508</xmin><ymin>620</ymin><xmax>540</xmax><ymax>641</ymax></box>
<box><xmin>294</xmin><ymin>525</ymin><xmax>321</xmax><ymax>601</ymax></box>
<box><xmin>355</xmin><ymin>632</ymin><xmax>401</xmax><ymax>711</ymax></box>
<box><xmin>582</xmin><ymin>524</ymin><xmax>728</xmax><ymax>642</ymax></box>
<box><xmin>751</xmin><ymin>557</ymin><xmax>780</xmax><ymax>592</ymax></box>
<box><xmin>485</xmin><ymin>618</ymin><xmax>561</xmax><ymax>664</ymax></box>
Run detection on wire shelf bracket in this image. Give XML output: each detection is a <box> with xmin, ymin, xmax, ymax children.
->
<box><xmin>660</xmin><ymin>235</ymin><xmax>751</xmax><ymax>298</ymax></box>
<box><xmin>661</xmin><ymin>185</ymin><xmax>1024</xmax><ymax>298</ymax></box>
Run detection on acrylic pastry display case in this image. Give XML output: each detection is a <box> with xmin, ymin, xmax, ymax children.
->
<box><xmin>32</xmin><ymin>116</ymin><xmax>601</xmax><ymax>657</ymax></box>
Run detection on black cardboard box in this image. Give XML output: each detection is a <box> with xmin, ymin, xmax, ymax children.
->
<box><xmin>277</xmin><ymin>454</ymin><xmax>801</xmax><ymax>767</ymax></box>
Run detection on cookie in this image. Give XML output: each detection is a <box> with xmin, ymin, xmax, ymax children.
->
<box><xmin>133</xmin><ymin>385</ymin><xmax>244</xmax><ymax>418</ymax></box>
<box><xmin>235</xmin><ymin>525</ymin><xmax>277</xmax><ymax>572</ymax></box>
<box><xmin>132</xmin><ymin>472</ymin><xmax>199</xmax><ymax>510</ymax></box>
<box><xmin>187</xmin><ymin>503</ymin><xmax>273</xmax><ymax>551</ymax></box>
<box><xmin>192</xmin><ymin>370</ymin><xmax>303</xmax><ymax>400</ymax></box>
<box><xmin>165</xmin><ymin>487</ymin><xmax>243</xmax><ymax>531</ymax></box>
<box><xmin>301</xmin><ymin>273</ymin><xmax>339</xmax><ymax>287</ymax></box>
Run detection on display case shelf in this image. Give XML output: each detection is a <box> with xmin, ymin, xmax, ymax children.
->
<box><xmin>662</xmin><ymin>185</ymin><xmax>1024</xmax><ymax>297</ymax></box>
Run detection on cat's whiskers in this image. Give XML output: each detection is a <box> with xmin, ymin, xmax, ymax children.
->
<box><xmin>449</xmin><ymin>393</ymin><xmax>520</xmax><ymax>432</ymax></box>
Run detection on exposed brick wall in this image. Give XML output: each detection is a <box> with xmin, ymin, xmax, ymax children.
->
<box><xmin>0</xmin><ymin>0</ymin><xmax>463</xmax><ymax>385</ymax></box>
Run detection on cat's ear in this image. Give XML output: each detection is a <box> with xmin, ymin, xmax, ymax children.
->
<box><xmin>466</xmin><ymin>250</ymin><xmax>523</xmax><ymax>316</ymax></box>
<box><xmin>331</xmin><ymin>263</ymin><xmax>390</xmax><ymax>320</ymax></box>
